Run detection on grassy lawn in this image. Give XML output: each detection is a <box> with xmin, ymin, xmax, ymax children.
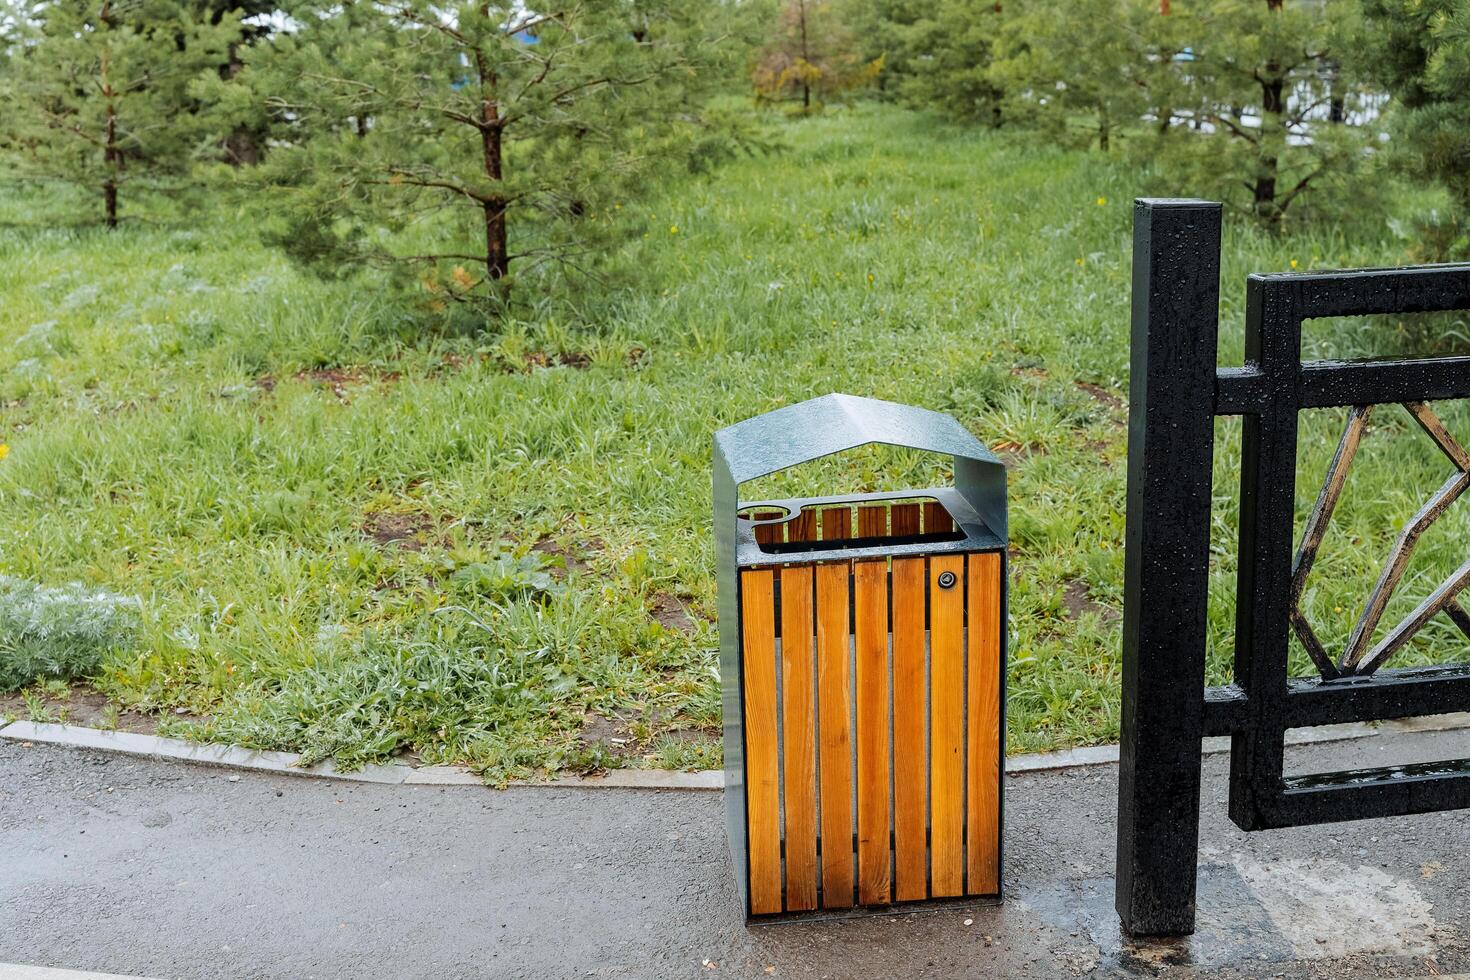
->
<box><xmin>2</xmin><ymin>105</ymin><xmax>1466</xmax><ymax>780</ymax></box>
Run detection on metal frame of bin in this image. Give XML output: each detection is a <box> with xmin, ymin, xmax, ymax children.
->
<box><xmin>714</xmin><ymin>393</ymin><xmax>1009</xmax><ymax>920</ymax></box>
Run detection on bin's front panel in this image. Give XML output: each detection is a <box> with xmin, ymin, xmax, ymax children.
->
<box><xmin>739</xmin><ymin>549</ymin><xmax>1005</xmax><ymax>916</ymax></box>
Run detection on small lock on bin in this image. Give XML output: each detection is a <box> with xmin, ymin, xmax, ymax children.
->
<box><xmin>713</xmin><ymin>393</ymin><xmax>1008</xmax><ymax>919</ymax></box>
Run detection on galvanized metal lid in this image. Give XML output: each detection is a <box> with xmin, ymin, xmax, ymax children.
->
<box><xmin>713</xmin><ymin>393</ymin><xmax>1002</xmax><ymax>485</ymax></box>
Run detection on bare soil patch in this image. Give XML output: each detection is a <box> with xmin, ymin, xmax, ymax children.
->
<box><xmin>523</xmin><ymin>350</ymin><xmax>591</xmax><ymax>370</ymax></box>
<box><xmin>363</xmin><ymin>510</ymin><xmax>436</xmax><ymax>550</ymax></box>
<box><xmin>576</xmin><ymin>709</ymin><xmax>718</xmax><ymax>772</ymax></box>
<box><xmin>1061</xmin><ymin>579</ymin><xmax>1120</xmax><ymax>622</ymax></box>
<box><xmin>0</xmin><ymin>684</ymin><xmax>168</xmax><ymax>734</ymax></box>
<box><xmin>531</xmin><ymin>533</ymin><xmax>603</xmax><ymax>579</ymax></box>
<box><xmin>1075</xmin><ymin>380</ymin><xmax>1124</xmax><ymax>411</ymax></box>
<box><xmin>651</xmin><ymin>593</ymin><xmax>700</xmax><ymax>634</ymax></box>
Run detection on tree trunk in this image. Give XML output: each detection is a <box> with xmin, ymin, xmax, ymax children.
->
<box><xmin>103</xmin><ymin>111</ymin><xmax>119</xmax><ymax>228</ymax></box>
<box><xmin>225</xmin><ymin>130</ymin><xmax>261</xmax><ymax>166</ymax></box>
<box><xmin>476</xmin><ymin>45</ymin><xmax>508</xmax><ymax>281</ymax></box>
<box><xmin>480</xmin><ymin>149</ymin><xmax>508</xmax><ymax>279</ymax></box>
<box><xmin>1253</xmin><ymin>0</ymin><xmax>1286</xmax><ymax>227</ymax></box>
<box><xmin>798</xmin><ymin>0</ymin><xmax>811</xmax><ymax>110</ymax></box>
<box><xmin>222</xmin><ymin>44</ymin><xmax>261</xmax><ymax>165</ymax></box>
<box><xmin>1325</xmin><ymin>59</ymin><xmax>1344</xmax><ymax>123</ymax></box>
<box><xmin>1254</xmin><ymin>74</ymin><xmax>1284</xmax><ymax>227</ymax></box>
<box><xmin>1098</xmin><ymin>103</ymin><xmax>1110</xmax><ymax>151</ymax></box>
<box><xmin>101</xmin><ymin>38</ymin><xmax>119</xmax><ymax>229</ymax></box>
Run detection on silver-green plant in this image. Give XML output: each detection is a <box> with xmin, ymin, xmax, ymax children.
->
<box><xmin>0</xmin><ymin>574</ymin><xmax>140</xmax><ymax>692</ymax></box>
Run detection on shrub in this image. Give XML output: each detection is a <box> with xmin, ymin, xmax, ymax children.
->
<box><xmin>0</xmin><ymin>575</ymin><xmax>140</xmax><ymax>692</ymax></box>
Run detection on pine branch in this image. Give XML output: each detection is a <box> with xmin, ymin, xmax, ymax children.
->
<box><xmin>500</xmin><ymin>65</ymin><xmax>679</xmax><ymax>127</ymax></box>
<box><xmin>1278</xmin><ymin>167</ymin><xmax>1326</xmax><ymax>214</ymax></box>
<box><xmin>1204</xmin><ymin>111</ymin><xmax>1259</xmax><ymax>144</ymax></box>
<box><xmin>394</xmin><ymin>253</ymin><xmax>492</xmax><ymax>263</ymax></box>
<box><xmin>371</xmin><ymin>169</ymin><xmax>497</xmax><ymax>205</ymax></box>
<box><xmin>1286</xmin><ymin>95</ymin><xmax>1332</xmax><ymax>128</ymax></box>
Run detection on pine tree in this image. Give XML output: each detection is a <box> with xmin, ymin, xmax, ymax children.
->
<box><xmin>230</xmin><ymin>0</ymin><xmax>742</xmax><ymax>303</ymax></box>
<box><xmin>837</xmin><ymin>0</ymin><xmax>917</xmax><ymax>95</ymax></box>
<box><xmin>752</xmin><ymin>0</ymin><xmax>880</xmax><ymax>110</ymax></box>
<box><xmin>873</xmin><ymin>0</ymin><xmax>1008</xmax><ymax>126</ymax></box>
<box><xmin>1360</xmin><ymin>0</ymin><xmax>1470</xmax><ymax>256</ymax></box>
<box><xmin>1138</xmin><ymin>0</ymin><xmax>1376</xmax><ymax>228</ymax></box>
<box><xmin>0</xmin><ymin>0</ymin><xmax>242</xmax><ymax>226</ymax></box>
<box><xmin>990</xmin><ymin>0</ymin><xmax>1154</xmax><ymax>151</ymax></box>
<box><xmin>199</xmin><ymin>0</ymin><xmax>282</xmax><ymax>166</ymax></box>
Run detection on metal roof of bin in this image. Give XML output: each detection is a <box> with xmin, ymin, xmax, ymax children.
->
<box><xmin>712</xmin><ymin>393</ymin><xmax>1002</xmax><ymax>485</ymax></box>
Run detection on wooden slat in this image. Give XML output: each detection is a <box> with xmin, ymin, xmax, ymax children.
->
<box><xmin>788</xmin><ymin>508</ymin><xmax>818</xmax><ymax>544</ymax></box>
<box><xmin>890</xmin><ymin>556</ymin><xmax>928</xmax><ymax>901</ymax></box>
<box><xmin>822</xmin><ymin>506</ymin><xmax>852</xmax><ymax>542</ymax></box>
<box><xmin>858</xmin><ymin>504</ymin><xmax>887</xmax><ymax>539</ymax></box>
<box><xmin>890</xmin><ymin>502</ymin><xmax>921</xmax><ymax>537</ymax></box>
<box><xmin>853</xmin><ymin>558</ymin><xmax>891</xmax><ymax>905</ymax></box>
<box><xmin>966</xmin><ymin>552</ymin><xmax>1003</xmax><ymax>896</ymax></box>
<box><xmin>929</xmin><ymin>554</ymin><xmax>966</xmax><ymax>897</ymax></box>
<box><xmin>740</xmin><ymin>568</ymin><xmax>782</xmax><ymax>914</ymax></box>
<box><xmin>780</xmin><ymin>564</ymin><xmax>818</xmax><ymax>912</ymax></box>
<box><xmin>815</xmin><ymin>561</ymin><xmax>854</xmax><ymax>909</ymax></box>
<box><xmin>751</xmin><ymin>510</ymin><xmax>783</xmax><ymax>548</ymax></box>
<box><xmin>924</xmin><ymin>501</ymin><xmax>953</xmax><ymax>534</ymax></box>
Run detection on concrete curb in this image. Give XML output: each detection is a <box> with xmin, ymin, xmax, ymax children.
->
<box><xmin>5</xmin><ymin>712</ymin><xmax>1468</xmax><ymax>790</ymax></box>
<box><xmin>0</xmin><ymin>720</ymin><xmax>721</xmax><ymax>791</ymax></box>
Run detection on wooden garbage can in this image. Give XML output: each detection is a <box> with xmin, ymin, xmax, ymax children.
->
<box><xmin>713</xmin><ymin>394</ymin><xmax>1008</xmax><ymax>919</ymax></box>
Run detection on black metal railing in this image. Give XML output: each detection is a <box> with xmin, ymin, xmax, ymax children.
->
<box><xmin>1115</xmin><ymin>198</ymin><xmax>1470</xmax><ymax>937</ymax></box>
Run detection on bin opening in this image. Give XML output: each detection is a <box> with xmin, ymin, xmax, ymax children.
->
<box><xmin>740</xmin><ymin>496</ymin><xmax>964</xmax><ymax>555</ymax></box>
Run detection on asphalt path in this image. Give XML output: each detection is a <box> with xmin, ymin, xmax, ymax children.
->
<box><xmin>5</xmin><ymin>730</ymin><xmax>1470</xmax><ymax>978</ymax></box>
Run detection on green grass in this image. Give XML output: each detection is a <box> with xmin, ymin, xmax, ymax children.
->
<box><xmin>1</xmin><ymin>104</ymin><xmax>1466</xmax><ymax>778</ymax></box>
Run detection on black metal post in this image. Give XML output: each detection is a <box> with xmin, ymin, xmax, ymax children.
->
<box><xmin>1116</xmin><ymin>199</ymin><xmax>1222</xmax><ymax>937</ymax></box>
<box><xmin>1226</xmin><ymin>276</ymin><xmax>1302</xmax><ymax>831</ymax></box>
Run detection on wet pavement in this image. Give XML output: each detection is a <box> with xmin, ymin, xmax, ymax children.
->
<box><xmin>4</xmin><ymin>730</ymin><xmax>1470</xmax><ymax>979</ymax></box>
